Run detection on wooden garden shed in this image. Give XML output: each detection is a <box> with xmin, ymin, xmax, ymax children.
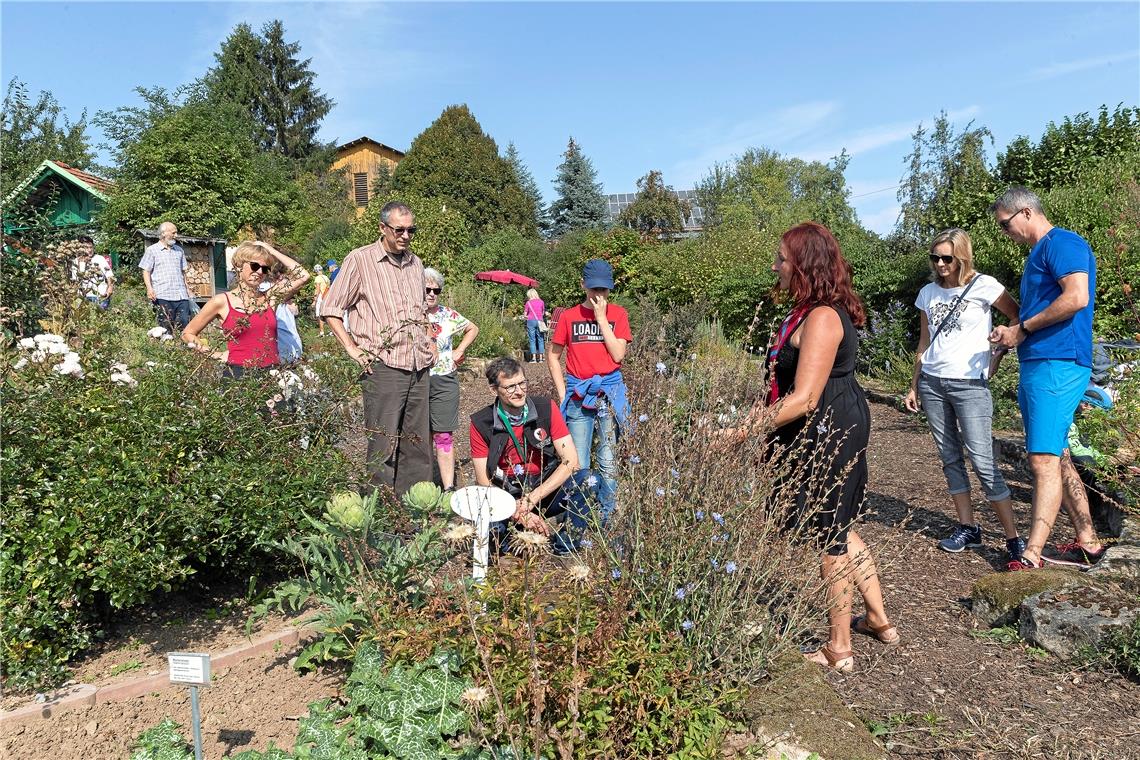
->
<box><xmin>331</xmin><ymin>137</ymin><xmax>405</xmax><ymax>215</ymax></box>
<box><xmin>2</xmin><ymin>160</ymin><xmax>117</xmax><ymax>259</ymax></box>
<box><xmin>136</xmin><ymin>229</ymin><xmax>228</xmax><ymax>302</ymax></box>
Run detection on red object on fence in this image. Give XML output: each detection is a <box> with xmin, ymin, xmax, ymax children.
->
<box><xmin>474</xmin><ymin>270</ymin><xmax>539</xmax><ymax>287</ymax></box>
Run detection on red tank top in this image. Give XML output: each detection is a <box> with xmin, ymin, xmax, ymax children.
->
<box><xmin>222</xmin><ymin>293</ymin><xmax>280</xmax><ymax>368</ymax></box>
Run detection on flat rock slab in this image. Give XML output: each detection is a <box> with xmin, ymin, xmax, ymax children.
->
<box><xmin>970</xmin><ymin>568</ymin><xmax>1078</xmax><ymax>627</ymax></box>
<box><xmin>1020</xmin><ymin>581</ymin><xmax>1140</xmax><ymax>658</ymax></box>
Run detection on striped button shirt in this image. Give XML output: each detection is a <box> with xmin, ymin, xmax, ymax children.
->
<box><xmin>319</xmin><ymin>240</ymin><xmax>435</xmax><ymax>371</ymax></box>
<box><xmin>138</xmin><ymin>241</ymin><xmax>190</xmax><ymax>300</ymax></box>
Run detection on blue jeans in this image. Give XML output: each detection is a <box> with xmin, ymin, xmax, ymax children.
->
<box><xmin>918</xmin><ymin>374</ymin><xmax>1010</xmax><ymax>501</ymax></box>
<box><xmin>527</xmin><ymin>319</ymin><xmax>545</xmax><ymax>357</ymax></box>
<box><xmin>564</xmin><ymin>395</ymin><xmax>618</xmax><ymax>522</ymax></box>
<box><xmin>154</xmin><ymin>298</ymin><xmax>192</xmax><ymax>332</ymax></box>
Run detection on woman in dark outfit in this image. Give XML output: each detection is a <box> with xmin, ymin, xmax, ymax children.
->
<box><xmin>758</xmin><ymin>222</ymin><xmax>897</xmax><ymax>671</ymax></box>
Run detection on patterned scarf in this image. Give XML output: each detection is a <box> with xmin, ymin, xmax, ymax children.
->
<box><xmin>767</xmin><ymin>303</ymin><xmax>812</xmax><ymax>406</ymax></box>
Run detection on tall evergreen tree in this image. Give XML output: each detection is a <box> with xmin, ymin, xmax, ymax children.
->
<box><xmin>1</xmin><ymin>78</ymin><xmax>94</xmax><ymax>198</ymax></box>
<box><xmin>393</xmin><ymin>104</ymin><xmax>536</xmax><ymax>237</ymax></box>
<box><xmin>548</xmin><ymin>137</ymin><xmax>607</xmax><ymax>237</ymax></box>
<box><xmin>505</xmin><ymin>142</ymin><xmax>548</xmax><ymax>235</ymax></box>
<box><xmin>205</xmin><ymin>20</ymin><xmax>333</xmax><ymax>159</ymax></box>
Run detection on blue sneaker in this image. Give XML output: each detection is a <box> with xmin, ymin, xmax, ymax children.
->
<box><xmin>939</xmin><ymin>524</ymin><xmax>983</xmax><ymax>553</ymax></box>
<box><xmin>1006</xmin><ymin>536</ymin><xmax>1027</xmax><ymax>563</ymax></box>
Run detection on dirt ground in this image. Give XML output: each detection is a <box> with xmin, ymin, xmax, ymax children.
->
<box><xmin>4</xmin><ymin>360</ymin><xmax>1138</xmax><ymax>759</ymax></box>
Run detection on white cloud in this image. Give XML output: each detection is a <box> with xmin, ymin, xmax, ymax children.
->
<box><xmin>670</xmin><ymin>100</ymin><xmax>839</xmax><ymax>187</ymax></box>
<box><xmin>855</xmin><ymin>203</ymin><xmax>901</xmax><ymax>236</ymax></box>
<box><xmin>797</xmin><ymin>105</ymin><xmax>981</xmax><ymax>163</ymax></box>
<box><xmin>1029</xmin><ymin>50</ymin><xmax>1140</xmax><ymax>81</ymax></box>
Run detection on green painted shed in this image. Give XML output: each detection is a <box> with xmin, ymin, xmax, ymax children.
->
<box><xmin>2</xmin><ymin>160</ymin><xmax>116</xmax><ymax>260</ymax></box>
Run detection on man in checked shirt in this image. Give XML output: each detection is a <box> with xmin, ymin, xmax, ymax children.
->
<box><xmin>320</xmin><ymin>201</ymin><xmax>436</xmax><ymax>497</ymax></box>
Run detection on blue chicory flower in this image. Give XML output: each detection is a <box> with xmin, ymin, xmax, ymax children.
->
<box><xmin>580</xmin><ymin>537</ymin><xmax>594</xmax><ymax>549</ymax></box>
<box><xmin>711</xmin><ymin>558</ymin><xmax>720</xmax><ymax>570</ymax></box>
<box><xmin>655</xmin><ymin>362</ymin><xmax>667</xmax><ymax>374</ymax></box>
<box><xmin>512</xmin><ymin>463</ymin><xmax>524</xmax><ymax>476</ymax></box>
<box><xmin>638</xmin><ymin>413</ymin><xmax>649</xmax><ymax>423</ymax></box>
<box><xmin>725</xmin><ymin>561</ymin><xmax>737</xmax><ymax>574</ymax></box>
<box><xmin>682</xmin><ymin>619</ymin><xmax>694</xmax><ymax>631</ymax></box>
<box><xmin>695</xmin><ymin>510</ymin><xmax>705</xmax><ymax>521</ymax></box>
<box><xmin>629</xmin><ymin>455</ymin><xmax>641</xmax><ymax>464</ymax></box>
<box><xmin>611</xmin><ymin>568</ymin><xmax>622</xmax><ymax>580</ymax></box>
<box><xmin>670</xmin><ymin>468</ymin><xmax>680</xmax><ymax>479</ymax></box>
<box><xmin>712</xmin><ymin>512</ymin><xmax>725</xmax><ymax>525</ymax></box>
<box><xmin>655</xmin><ymin>487</ymin><xmax>666</xmax><ymax>497</ymax></box>
<box><xmin>674</xmin><ymin>587</ymin><xmax>686</xmax><ymax>600</ymax></box>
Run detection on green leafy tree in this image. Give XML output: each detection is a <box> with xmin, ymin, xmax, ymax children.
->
<box><xmin>205</xmin><ymin>20</ymin><xmax>334</xmax><ymax>159</ymax></box>
<box><xmin>394</xmin><ymin>105</ymin><xmax>536</xmax><ymax>238</ymax></box>
<box><xmin>995</xmin><ymin>104</ymin><xmax>1140</xmax><ymax>192</ymax></box>
<box><xmin>97</xmin><ymin>95</ymin><xmax>301</xmax><ymax>254</ymax></box>
<box><xmin>894</xmin><ymin>112</ymin><xmax>995</xmax><ymax>246</ymax></box>
<box><xmin>93</xmin><ymin>85</ymin><xmax>189</xmax><ymax>171</ymax></box>
<box><xmin>618</xmin><ymin>170</ymin><xmax>691</xmax><ymax>236</ymax></box>
<box><xmin>548</xmin><ymin>137</ymin><xmax>608</xmax><ymax>237</ymax></box>
<box><xmin>505</xmin><ymin>142</ymin><xmax>548</xmax><ymax>235</ymax></box>
<box><xmin>1</xmin><ymin>78</ymin><xmax>94</xmax><ymax>198</ymax></box>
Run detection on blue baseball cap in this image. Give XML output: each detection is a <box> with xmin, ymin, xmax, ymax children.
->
<box><xmin>1082</xmin><ymin>385</ymin><xmax>1113</xmax><ymax>410</ymax></box>
<box><xmin>326</xmin><ymin>259</ymin><xmax>337</xmax><ymax>267</ymax></box>
<box><xmin>582</xmin><ymin>259</ymin><xmax>614</xmax><ymax>290</ymax></box>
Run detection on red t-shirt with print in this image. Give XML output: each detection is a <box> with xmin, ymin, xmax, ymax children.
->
<box><xmin>551</xmin><ymin>303</ymin><xmax>632</xmax><ymax>379</ymax></box>
<box><xmin>469</xmin><ymin>400</ymin><xmax>570</xmax><ymax>476</ymax></box>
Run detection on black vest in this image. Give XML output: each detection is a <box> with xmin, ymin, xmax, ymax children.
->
<box><xmin>470</xmin><ymin>396</ymin><xmax>561</xmax><ymax>501</ymax></box>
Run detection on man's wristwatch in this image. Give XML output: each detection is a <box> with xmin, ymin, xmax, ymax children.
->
<box><xmin>1018</xmin><ymin>323</ymin><xmax>1032</xmax><ymax>338</ymax></box>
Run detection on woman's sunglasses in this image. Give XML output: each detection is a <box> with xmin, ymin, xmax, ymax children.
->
<box><xmin>928</xmin><ymin>254</ymin><xmax>954</xmax><ymax>265</ymax></box>
<box><xmin>248</xmin><ymin>261</ymin><xmax>271</xmax><ymax>273</ymax></box>
<box><xmin>425</xmin><ymin>287</ymin><xmax>442</xmax><ymax>295</ymax></box>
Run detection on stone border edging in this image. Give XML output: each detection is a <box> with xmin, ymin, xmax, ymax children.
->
<box><xmin>0</xmin><ymin>627</ymin><xmax>306</xmax><ymax>728</ymax></box>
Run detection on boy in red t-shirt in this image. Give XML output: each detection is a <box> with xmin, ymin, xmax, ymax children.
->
<box><xmin>470</xmin><ymin>356</ymin><xmax>596</xmax><ymax>550</ymax></box>
<box><xmin>547</xmin><ymin>259</ymin><xmax>631</xmax><ymax>522</ymax></box>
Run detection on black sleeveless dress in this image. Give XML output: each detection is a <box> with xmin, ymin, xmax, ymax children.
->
<box><xmin>771</xmin><ymin>307</ymin><xmax>870</xmax><ymax>556</ymax></box>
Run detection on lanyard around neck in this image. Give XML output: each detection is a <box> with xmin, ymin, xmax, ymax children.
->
<box><xmin>496</xmin><ymin>402</ymin><xmax>527</xmax><ymax>461</ymax></box>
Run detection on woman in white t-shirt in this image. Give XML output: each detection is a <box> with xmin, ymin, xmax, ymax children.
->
<box><xmin>904</xmin><ymin>228</ymin><xmax>1025</xmax><ymax>562</ymax></box>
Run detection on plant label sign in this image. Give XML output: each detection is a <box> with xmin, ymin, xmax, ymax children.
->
<box><xmin>167</xmin><ymin>652</ymin><xmax>211</xmax><ymax>686</ymax></box>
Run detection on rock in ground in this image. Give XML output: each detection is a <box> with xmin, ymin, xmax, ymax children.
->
<box><xmin>970</xmin><ymin>568</ymin><xmax>1077</xmax><ymax>627</ymax></box>
<box><xmin>1019</xmin><ymin>579</ymin><xmax>1140</xmax><ymax>658</ymax></box>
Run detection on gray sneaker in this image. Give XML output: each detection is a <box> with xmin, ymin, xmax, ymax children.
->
<box><xmin>939</xmin><ymin>524</ymin><xmax>983</xmax><ymax>553</ymax></box>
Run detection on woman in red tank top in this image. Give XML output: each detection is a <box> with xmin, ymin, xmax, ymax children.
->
<box><xmin>182</xmin><ymin>241</ymin><xmax>310</xmax><ymax>378</ymax></box>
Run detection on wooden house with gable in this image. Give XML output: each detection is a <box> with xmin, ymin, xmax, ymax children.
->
<box><xmin>330</xmin><ymin>137</ymin><xmax>405</xmax><ymax>216</ymax></box>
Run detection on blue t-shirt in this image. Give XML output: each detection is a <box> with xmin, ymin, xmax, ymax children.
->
<box><xmin>1018</xmin><ymin>228</ymin><xmax>1095</xmax><ymax>367</ymax></box>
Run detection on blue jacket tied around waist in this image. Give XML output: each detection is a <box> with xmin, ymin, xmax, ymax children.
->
<box><xmin>560</xmin><ymin>370</ymin><xmax>629</xmax><ymax>429</ymax></box>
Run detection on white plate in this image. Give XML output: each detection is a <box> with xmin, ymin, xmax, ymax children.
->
<box><xmin>450</xmin><ymin>485</ymin><xmax>516</xmax><ymax>523</ymax></box>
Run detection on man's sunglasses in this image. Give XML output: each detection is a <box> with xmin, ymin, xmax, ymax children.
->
<box><xmin>248</xmin><ymin>261</ymin><xmax>271</xmax><ymax>273</ymax></box>
<box><xmin>929</xmin><ymin>254</ymin><xmax>954</xmax><ymax>265</ymax></box>
<box><xmin>384</xmin><ymin>223</ymin><xmax>418</xmax><ymax>236</ymax></box>
<box><xmin>425</xmin><ymin>287</ymin><xmax>442</xmax><ymax>295</ymax></box>
<box><xmin>998</xmin><ymin>208</ymin><xmax>1027</xmax><ymax>231</ymax></box>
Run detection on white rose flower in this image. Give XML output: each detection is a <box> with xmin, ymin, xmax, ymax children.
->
<box><xmin>47</xmin><ymin>342</ymin><xmax>69</xmax><ymax>355</ymax></box>
<box><xmin>30</xmin><ymin>350</ymin><xmax>47</xmax><ymax>363</ymax></box>
<box><xmin>18</xmin><ymin>338</ymin><xmax>35</xmax><ymax>350</ymax></box>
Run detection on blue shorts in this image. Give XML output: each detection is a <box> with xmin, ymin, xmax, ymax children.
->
<box><xmin>1018</xmin><ymin>359</ymin><xmax>1091</xmax><ymax>456</ymax></box>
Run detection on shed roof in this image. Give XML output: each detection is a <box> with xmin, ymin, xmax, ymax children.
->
<box><xmin>3</xmin><ymin>160</ymin><xmax>114</xmax><ymax>208</ymax></box>
<box><xmin>336</xmin><ymin>136</ymin><xmax>406</xmax><ymax>156</ymax></box>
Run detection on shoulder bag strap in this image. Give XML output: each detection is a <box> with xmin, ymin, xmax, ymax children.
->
<box><xmin>927</xmin><ymin>275</ymin><xmax>980</xmax><ymax>347</ymax></box>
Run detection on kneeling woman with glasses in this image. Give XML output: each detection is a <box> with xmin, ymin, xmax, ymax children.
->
<box><xmin>182</xmin><ymin>241</ymin><xmax>310</xmax><ymax>378</ymax></box>
<box><xmin>904</xmin><ymin>228</ymin><xmax>1025</xmax><ymax>562</ymax></box>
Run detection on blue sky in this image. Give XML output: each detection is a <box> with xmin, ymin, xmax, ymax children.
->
<box><xmin>3</xmin><ymin>2</ymin><xmax>1138</xmax><ymax>234</ymax></box>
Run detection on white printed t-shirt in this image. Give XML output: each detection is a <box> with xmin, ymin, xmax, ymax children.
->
<box><xmin>427</xmin><ymin>306</ymin><xmax>471</xmax><ymax>376</ymax></box>
<box><xmin>915</xmin><ymin>274</ymin><xmax>1007</xmax><ymax>380</ymax></box>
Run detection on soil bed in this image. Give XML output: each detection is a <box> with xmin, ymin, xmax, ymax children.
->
<box><xmin>6</xmin><ymin>361</ymin><xmax>1139</xmax><ymax>759</ymax></box>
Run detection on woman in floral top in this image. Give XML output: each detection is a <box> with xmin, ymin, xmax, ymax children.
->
<box><xmin>425</xmin><ymin>267</ymin><xmax>480</xmax><ymax>490</ymax></box>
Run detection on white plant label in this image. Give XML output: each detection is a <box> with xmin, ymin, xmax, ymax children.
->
<box><xmin>167</xmin><ymin>652</ymin><xmax>211</xmax><ymax>686</ymax></box>
<box><xmin>450</xmin><ymin>486</ymin><xmax>515</xmax><ymax>581</ymax></box>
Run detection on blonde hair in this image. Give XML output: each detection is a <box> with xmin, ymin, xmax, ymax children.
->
<box><xmin>231</xmin><ymin>241</ymin><xmax>273</xmax><ymax>272</ymax></box>
<box><xmin>526</xmin><ymin>288</ymin><xmax>539</xmax><ymax>300</ymax></box>
<box><xmin>928</xmin><ymin>228</ymin><xmax>977</xmax><ymax>287</ymax></box>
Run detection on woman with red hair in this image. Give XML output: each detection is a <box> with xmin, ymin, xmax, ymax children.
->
<box><xmin>765</xmin><ymin>221</ymin><xmax>896</xmax><ymax>672</ymax></box>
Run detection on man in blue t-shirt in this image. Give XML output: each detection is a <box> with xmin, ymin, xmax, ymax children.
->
<box><xmin>989</xmin><ymin>186</ymin><xmax>1105</xmax><ymax>571</ymax></box>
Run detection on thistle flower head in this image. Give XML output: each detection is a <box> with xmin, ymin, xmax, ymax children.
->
<box><xmin>567</xmin><ymin>563</ymin><xmax>590</xmax><ymax>582</ymax></box>
<box><xmin>461</xmin><ymin>686</ymin><xmax>491</xmax><ymax>709</ymax></box>
<box><xmin>443</xmin><ymin>522</ymin><xmax>475</xmax><ymax>543</ymax></box>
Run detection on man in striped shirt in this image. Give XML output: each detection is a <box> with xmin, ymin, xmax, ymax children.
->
<box><xmin>139</xmin><ymin>221</ymin><xmax>194</xmax><ymax>332</ymax></box>
<box><xmin>321</xmin><ymin>201</ymin><xmax>436</xmax><ymax>497</ymax></box>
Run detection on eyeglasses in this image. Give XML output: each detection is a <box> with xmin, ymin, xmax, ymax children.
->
<box><xmin>998</xmin><ymin>208</ymin><xmax>1027</xmax><ymax>231</ymax></box>
<box><xmin>425</xmin><ymin>287</ymin><xmax>441</xmax><ymax>295</ymax></box>
<box><xmin>384</xmin><ymin>223</ymin><xmax>418</xmax><ymax>236</ymax></box>
<box><xmin>497</xmin><ymin>379</ymin><xmax>528</xmax><ymax>394</ymax></box>
<box><xmin>928</xmin><ymin>254</ymin><xmax>954</xmax><ymax>265</ymax></box>
<box><xmin>248</xmin><ymin>262</ymin><xmax>271</xmax><ymax>273</ymax></box>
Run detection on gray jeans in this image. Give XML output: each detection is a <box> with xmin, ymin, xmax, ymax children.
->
<box><xmin>917</xmin><ymin>373</ymin><xmax>1011</xmax><ymax>502</ymax></box>
<box><xmin>360</xmin><ymin>361</ymin><xmax>432</xmax><ymax>498</ymax></box>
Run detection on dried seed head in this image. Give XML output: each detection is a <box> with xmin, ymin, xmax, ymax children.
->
<box><xmin>461</xmin><ymin>686</ymin><xmax>491</xmax><ymax>709</ymax></box>
<box><xmin>567</xmin><ymin>563</ymin><xmax>590</xmax><ymax>582</ymax></box>
<box><xmin>443</xmin><ymin>522</ymin><xmax>475</xmax><ymax>543</ymax></box>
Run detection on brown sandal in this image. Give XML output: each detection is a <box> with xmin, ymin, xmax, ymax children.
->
<box><xmin>851</xmin><ymin>614</ymin><xmax>900</xmax><ymax>645</ymax></box>
<box><xmin>805</xmin><ymin>645</ymin><xmax>854</xmax><ymax>673</ymax></box>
